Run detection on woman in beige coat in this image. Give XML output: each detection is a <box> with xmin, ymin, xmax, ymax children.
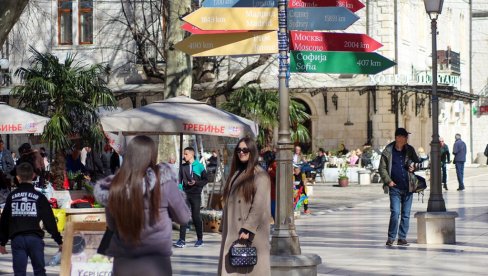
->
<box><xmin>218</xmin><ymin>137</ymin><xmax>271</xmax><ymax>275</ymax></box>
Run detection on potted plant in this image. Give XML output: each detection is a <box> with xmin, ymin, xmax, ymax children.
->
<box><xmin>67</xmin><ymin>171</ymin><xmax>85</xmax><ymax>190</ymax></box>
<box><xmin>200</xmin><ymin>209</ymin><xmax>223</xmax><ymax>233</ymax></box>
<box><xmin>338</xmin><ymin>162</ymin><xmax>349</xmax><ymax>187</ymax></box>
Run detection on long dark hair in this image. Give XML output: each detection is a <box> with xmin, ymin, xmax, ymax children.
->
<box><xmin>223</xmin><ymin>137</ymin><xmax>259</xmax><ymax>203</ymax></box>
<box><xmin>108</xmin><ymin>135</ymin><xmax>160</xmax><ymax>245</ymax></box>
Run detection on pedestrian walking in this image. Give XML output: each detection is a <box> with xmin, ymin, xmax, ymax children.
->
<box><xmin>378</xmin><ymin>128</ymin><xmax>420</xmax><ymax>246</ymax></box>
<box><xmin>12</xmin><ymin>143</ymin><xmax>45</xmax><ymax>188</ymax></box>
<box><xmin>440</xmin><ymin>137</ymin><xmax>451</xmax><ymax>190</ymax></box>
<box><xmin>0</xmin><ymin>139</ymin><xmax>15</xmax><ymax>190</ymax></box>
<box><xmin>0</xmin><ymin>162</ymin><xmax>63</xmax><ymax>276</ymax></box>
<box><xmin>94</xmin><ymin>135</ymin><xmax>190</xmax><ymax>276</ymax></box>
<box><xmin>452</xmin><ymin>133</ymin><xmax>467</xmax><ymax>191</ymax></box>
<box><xmin>293</xmin><ymin>165</ymin><xmax>310</xmax><ymax>215</ymax></box>
<box><xmin>218</xmin><ymin>137</ymin><xmax>271</xmax><ymax>275</ymax></box>
<box><xmin>84</xmin><ymin>146</ymin><xmax>104</xmax><ymax>182</ymax></box>
<box><xmin>484</xmin><ymin>144</ymin><xmax>488</xmax><ymax>165</ymax></box>
<box><xmin>174</xmin><ymin>147</ymin><xmax>208</xmax><ymax>248</ymax></box>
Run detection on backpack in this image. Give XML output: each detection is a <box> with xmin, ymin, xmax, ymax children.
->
<box><xmin>414</xmin><ymin>175</ymin><xmax>427</xmax><ymax>193</ymax></box>
<box><xmin>414</xmin><ymin>175</ymin><xmax>428</xmax><ymax>202</ymax></box>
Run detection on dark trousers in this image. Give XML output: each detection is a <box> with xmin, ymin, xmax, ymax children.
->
<box><xmin>11</xmin><ymin>235</ymin><xmax>46</xmax><ymax>276</ymax></box>
<box><xmin>441</xmin><ymin>162</ymin><xmax>448</xmax><ymax>184</ymax></box>
<box><xmin>179</xmin><ymin>194</ymin><xmax>203</xmax><ymax>241</ymax></box>
<box><xmin>455</xmin><ymin>161</ymin><xmax>465</xmax><ymax>189</ymax></box>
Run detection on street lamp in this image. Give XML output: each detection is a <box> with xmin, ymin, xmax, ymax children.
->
<box><xmin>423</xmin><ymin>0</ymin><xmax>446</xmax><ymax>212</ymax></box>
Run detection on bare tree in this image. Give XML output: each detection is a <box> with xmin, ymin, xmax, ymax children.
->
<box><xmin>164</xmin><ymin>0</ymin><xmax>192</xmax><ymax>98</ymax></box>
<box><xmin>0</xmin><ymin>0</ymin><xmax>29</xmax><ymax>47</ymax></box>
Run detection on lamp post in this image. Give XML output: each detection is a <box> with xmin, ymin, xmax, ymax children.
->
<box><xmin>270</xmin><ymin>0</ymin><xmax>321</xmax><ymax>273</ymax></box>
<box><xmin>424</xmin><ymin>0</ymin><xmax>446</xmax><ymax>212</ymax></box>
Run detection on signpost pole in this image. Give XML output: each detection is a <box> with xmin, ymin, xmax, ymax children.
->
<box><xmin>270</xmin><ymin>0</ymin><xmax>321</xmax><ymax>274</ymax></box>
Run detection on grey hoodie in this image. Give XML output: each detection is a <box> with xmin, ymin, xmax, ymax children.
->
<box><xmin>94</xmin><ymin>162</ymin><xmax>190</xmax><ymax>258</ymax></box>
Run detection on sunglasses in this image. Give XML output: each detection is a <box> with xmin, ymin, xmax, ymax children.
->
<box><xmin>236</xmin><ymin>147</ymin><xmax>250</xmax><ymax>154</ymax></box>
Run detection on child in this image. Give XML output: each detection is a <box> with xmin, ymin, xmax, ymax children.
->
<box><xmin>0</xmin><ymin>162</ymin><xmax>62</xmax><ymax>275</ymax></box>
<box><xmin>292</xmin><ymin>165</ymin><xmax>311</xmax><ymax>214</ymax></box>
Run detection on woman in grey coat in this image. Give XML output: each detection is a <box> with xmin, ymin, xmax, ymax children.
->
<box><xmin>218</xmin><ymin>137</ymin><xmax>271</xmax><ymax>275</ymax></box>
<box><xmin>94</xmin><ymin>135</ymin><xmax>190</xmax><ymax>276</ymax></box>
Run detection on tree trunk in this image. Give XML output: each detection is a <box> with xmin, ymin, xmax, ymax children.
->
<box><xmin>51</xmin><ymin>150</ymin><xmax>66</xmax><ymax>190</ymax></box>
<box><xmin>0</xmin><ymin>0</ymin><xmax>29</xmax><ymax>47</ymax></box>
<box><xmin>164</xmin><ymin>0</ymin><xmax>192</xmax><ymax>98</ymax></box>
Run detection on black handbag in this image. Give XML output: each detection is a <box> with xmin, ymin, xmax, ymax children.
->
<box><xmin>229</xmin><ymin>239</ymin><xmax>257</xmax><ymax>267</ymax></box>
<box><xmin>97</xmin><ymin>227</ymin><xmax>113</xmax><ymax>255</ymax></box>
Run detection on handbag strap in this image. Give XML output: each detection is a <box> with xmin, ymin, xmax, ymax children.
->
<box><xmin>231</xmin><ymin>239</ymin><xmax>252</xmax><ymax>248</ymax></box>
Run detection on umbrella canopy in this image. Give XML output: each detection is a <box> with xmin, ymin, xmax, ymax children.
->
<box><xmin>100</xmin><ymin>96</ymin><xmax>258</xmax><ymax>138</ymax></box>
<box><xmin>0</xmin><ymin>102</ymin><xmax>50</xmax><ymax>134</ymax></box>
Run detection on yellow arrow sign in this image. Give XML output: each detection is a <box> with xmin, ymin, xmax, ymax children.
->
<box><xmin>175</xmin><ymin>31</ymin><xmax>278</xmax><ymax>57</ymax></box>
<box><xmin>183</xmin><ymin>8</ymin><xmax>278</xmax><ymax>31</ymax></box>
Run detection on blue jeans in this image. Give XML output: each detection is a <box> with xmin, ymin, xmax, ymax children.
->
<box><xmin>388</xmin><ymin>187</ymin><xmax>413</xmax><ymax>240</ymax></box>
<box><xmin>441</xmin><ymin>162</ymin><xmax>448</xmax><ymax>184</ymax></box>
<box><xmin>11</xmin><ymin>235</ymin><xmax>46</xmax><ymax>276</ymax></box>
<box><xmin>455</xmin><ymin>161</ymin><xmax>465</xmax><ymax>189</ymax></box>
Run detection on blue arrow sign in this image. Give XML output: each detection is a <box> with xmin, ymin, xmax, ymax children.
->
<box><xmin>202</xmin><ymin>0</ymin><xmax>277</xmax><ymax>7</ymax></box>
<box><xmin>288</xmin><ymin>7</ymin><xmax>359</xmax><ymax>31</ymax></box>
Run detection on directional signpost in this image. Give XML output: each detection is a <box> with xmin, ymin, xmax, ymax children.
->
<box><xmin>289</xmin><ymin>51</ymin><xmax>396</xmax><ymax>74</ymax></box>
<box><xmin>202</xmin><ymin>0</ymin><xmax>277</xmax><ymax>7</ymax></box>
<box><xmin>287</xmin><ymin>7</ymin><xmax>359</xmax><ymax>31</ymax></box>
<box><xmin>288</xmin><ymin>0</ymin><xmax>364</xmax><ymax>12</ymax></box>
<box><xmin>181</xmin><ymin>23</ymin><xmax>248</xmax><ymax>34</ymax></box>
<box><xmin>175</xmin><ymin>31</ymin><xmax>278</xmax><ymax>57</ymax></box>
<box><xmin>289</xmin><ymin>31</ymin><xmax>382</xmax><ymax>52</ymax></box>
<box><xmin>182</xmin><ymin>7</ymin><xmax>278</xmax><ymax>31</ymax></box>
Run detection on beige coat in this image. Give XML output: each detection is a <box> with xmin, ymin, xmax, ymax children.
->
<box><xmin>218</xmin><ymin>166</ymin><xmax>271</xmax><ymax>276</ymax></box>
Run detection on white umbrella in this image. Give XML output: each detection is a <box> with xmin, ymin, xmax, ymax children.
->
<box><xmin>100</xmin><ymin>96</ymin><xmax>258</xmax><ymax>138</ymax></box>
<box><xmin>0</xmin><ymin>102</ymin><xmax>49</xmax><ymax>134</ymax></box>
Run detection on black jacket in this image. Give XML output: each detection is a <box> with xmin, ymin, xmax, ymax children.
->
<box><xmin>179</xmin><ymin>160</ymin><xmax>208</xmax><ymax>195</ymax></box>
<box><xmin>85</xmin><ymin>151</ymin><xmax>104</xmax><ymax>181</ymax></box>
<box><xmin>0</xmin><ymin>183</ymin><xmax>62</xmax><ymax>246</ymax></box>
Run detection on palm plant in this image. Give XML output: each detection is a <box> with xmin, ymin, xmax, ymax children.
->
<box><xmin>221</xmin><ymin>86</ymin><xmax>310</xmax><ymax>147</ymax></box>
<box><xmin>11</xmin><ymin>47</ymin><xmax>116</xmax><ymax>188</ymax></box>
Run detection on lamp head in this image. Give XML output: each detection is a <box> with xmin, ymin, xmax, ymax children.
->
<box><xmin>0</xmin><ymin>58</ymin><xmax>9</xmax><ymax>70</ymax></box>
<box><xmin>423</xmin><ymin>0</ymin><xmax>444</xmax><ymax>20</ymax></box>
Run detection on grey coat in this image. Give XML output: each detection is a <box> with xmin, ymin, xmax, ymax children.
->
<box><xmin>378</xmin><ymin>142</ymin><xmax>420</xmax><ymax>193</ymax></box>
<box><xmin>94</xmin><ymin>162</ymin><xmax>190</xmax><ymax>258</ymax></box>
<box><xmin>453</xmin><ymin>139</ymin><xmax>467</xmax><ymax>162</ymax></box>
<box><xmin>0</xmin><ymin>149</ymin><xmax>15</xmax><ymax>178</ymax></box>
<box><xmin>218</xmin><ymin>166</ymin><xmax>271</xmax><ymax>276</ymax></box>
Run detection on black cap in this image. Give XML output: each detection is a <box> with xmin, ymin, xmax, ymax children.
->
<box><xmin>395</xmin><ymin>128</ymin><xmax>410</xmax><ymax>137</ymax></box>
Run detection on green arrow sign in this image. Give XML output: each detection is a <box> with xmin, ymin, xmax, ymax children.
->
<box><xmin>290</xmin><ymin>51</ymin><xmax>396</xmax><ymax>74</ymax></box>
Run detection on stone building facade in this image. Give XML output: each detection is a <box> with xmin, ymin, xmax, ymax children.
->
<box><xmin>0</xmin><ymin>0</ymin><xmax>486</xmax><ymax>162</ymax></box>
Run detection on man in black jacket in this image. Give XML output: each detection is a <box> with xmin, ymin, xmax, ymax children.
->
<box><xmin>0</xmin><ymin>162</ymin><xmax>62</xmax><ymax>275</ymax></box>
<box><xmin>174</xmin><ymin>147</ymin><xmax>208</xmax><ymax>248</ymax></box>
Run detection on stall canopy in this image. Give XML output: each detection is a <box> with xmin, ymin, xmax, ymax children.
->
<box><xmin>0</xmin><ymin>102</ymin><xmax>50</xmax><ymax>134</ymax></box>
<box><xmin>100</xmin><ymin>96</ymin><xmax>258</xmax><ymax>138</ymax></box>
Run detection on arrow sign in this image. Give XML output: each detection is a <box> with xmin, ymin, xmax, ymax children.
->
<box><xmin>175</xmin><ymin>31</ymin><xmax>278</xmax><ymax>57</ymax></box>
<box><xmin>183</xmin><ymin>8</ymin><xmax>278</xmax><ymax>31</ymax></box>
<box><xmin>181</xmin><ymin>23</ymin><xmax>248</xmax><ymax>34</ymax></box>
<box><xmin>290</xmin><ymin>51</ymin><xmax>396</xmax><ymax>74</ymax></box>
<box><xmin>288</xmin><ymin>7</ymin><xmax>359</xmax><ymax>31</ymax></box>
<box><xmin>202</xmin><ymin>0</ymin><xmax>277</xmax><ymax>7</ymax></box>
<box><xmin>289</xmin><ymin>31</ymin><xmax>382</xmax><ymax>52</ymax></box>
<box><xmin>288</xmin><ymin>0</ymin><xmax>365</xmax><ymax>13</ymax></box>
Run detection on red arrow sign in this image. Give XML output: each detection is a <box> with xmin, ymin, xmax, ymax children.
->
<box><xmin>289</xmin><ymin>31</ymin><xmax>382</xmax><ymax>52</ymax></box>
<box><xmin>181</xmin><ymin>23</ymin><xmax>248</xmax><ymax>34</ymax></box>
<box><xmin>288</xmin><ymin>0</ymin><xmax>365</xmax><ymax>12</ymax></box>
